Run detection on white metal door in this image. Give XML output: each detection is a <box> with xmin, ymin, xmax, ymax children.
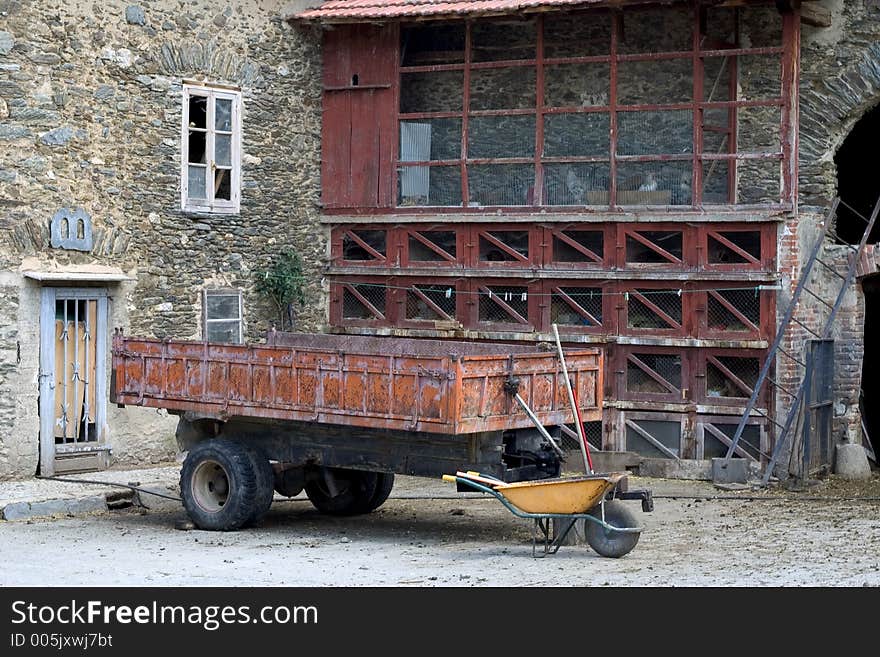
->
<box><xmin>39</xmin><ymin>288</ymin><xmax>109</xmax><ymax>476</ymax></box>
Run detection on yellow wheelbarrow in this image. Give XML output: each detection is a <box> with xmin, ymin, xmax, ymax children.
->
<box><xmin>443</xmin><ymin>470</ymin><xmax>653</xmax><ymax>558</ymax></box>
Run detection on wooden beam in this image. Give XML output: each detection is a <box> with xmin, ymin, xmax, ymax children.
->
<box><xmin>800</xmin><ymin>2</ymin><xmax>832</xmax><ymax>28</ymax></box>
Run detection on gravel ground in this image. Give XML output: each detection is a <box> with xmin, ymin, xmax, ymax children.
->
<box><xmin>1</xmin><ymin>471</ymin><xmax>879</xmax><ymax>587</ymax></box>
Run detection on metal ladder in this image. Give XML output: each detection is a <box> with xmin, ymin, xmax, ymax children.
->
<box><xmin>723</xmin><ymin>195</ymin><xmax>880</xmax><ymax>484</ymax></box>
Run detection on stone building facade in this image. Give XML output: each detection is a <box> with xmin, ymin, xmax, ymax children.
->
<box><xmin>1</xmin><ymin>0</ymin><xmax>878</xmax><ymax>481</ymax></box>
<box><xmin>0</xmin><ymin>0</ymin><xmax>324</xmax><ymax>478</ymax></box>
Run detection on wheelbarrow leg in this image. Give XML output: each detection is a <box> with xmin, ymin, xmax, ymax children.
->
<box><xmin>533</xmin><ymin>517</ymin><xmax>575</xmax><ymax>557</ymax></box>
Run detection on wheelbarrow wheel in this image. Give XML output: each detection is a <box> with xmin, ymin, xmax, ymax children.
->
<box><xmin>584</xmin><ymin>501</ymin><xmax>640</xmax><ymax>558</ymax></box>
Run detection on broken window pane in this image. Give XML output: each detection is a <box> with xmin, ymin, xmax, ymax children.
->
<box><xmin>188</xmin><ymin>166</ymin><xmax>206</xmax><ymax>199</ymax></box>
<box><xmin>188</xmin><ymin>130</ymin><xmax>206</xmax><ymax>164</ymax></box>
<box><xmin>188</xmin><ymin>95</ymin><xmax>207</xmax><ymax>129</ymax></box>
<box><xmin>214</xmin><ymin>169</ymin><xmax>231</xmax><ymax>201</ymax></box>
<box><xmin>215</xmin><ymin>134</ymin><xmax>232</xmax><ymax>167</ymax></box>
<box><xmin>215</xmin><ymin>98</ymin><xmax>232</xmax><ymax>132</ymax></box>
<box><xmin>468</xmin><ymin>115</ymin><xmax>535</xmax><ymax>159</ymax></box>
<box><xmin>544</xmin><ymin>164</ymin><xmax>610</xmax><ymax>206</ymax></box>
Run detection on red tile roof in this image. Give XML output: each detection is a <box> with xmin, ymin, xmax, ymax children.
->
<box><xmin>291</xmin><ymin>0</ymin><xmax>613</xmax><ymax>22</ymax></box>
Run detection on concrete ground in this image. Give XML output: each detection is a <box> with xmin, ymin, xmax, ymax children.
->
<box><xmin>1</xmin><ymin>464</ymin><xmax>880</xmax><ymax>586</ymax></box>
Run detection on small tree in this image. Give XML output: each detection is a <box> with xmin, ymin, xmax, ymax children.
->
<box><xmin>253</xmin><ymin>248</ymin><xmax>307</xmax><ymax>332</ymax></box>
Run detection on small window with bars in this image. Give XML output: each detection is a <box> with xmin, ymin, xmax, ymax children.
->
<box><xmin>204</xmin><ymin>289</ymin><xmax>243</xmax><ymax>344</ymax></box>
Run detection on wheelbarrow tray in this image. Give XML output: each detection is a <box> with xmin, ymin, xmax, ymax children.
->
<box><xmin>493</xmin><ymin>473</ymin><xmax>627</xmax><ymax>515</ymax></box>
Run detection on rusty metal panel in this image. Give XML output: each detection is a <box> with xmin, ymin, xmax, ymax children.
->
<box><xmin>112</xmin><ymin>332</ymin><xmax>602</xmax><ymax>436</ymax></box>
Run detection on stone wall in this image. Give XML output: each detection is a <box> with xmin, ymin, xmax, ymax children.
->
<box><xmin>0</xmin><ymin>0</ymin><xmax>324</xmax><ymax>478</ymax></box>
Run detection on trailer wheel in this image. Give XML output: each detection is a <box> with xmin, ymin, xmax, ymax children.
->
<box><xmin>584</xmin><ymin>501</ymin><xmax>641</xmax><ymax>558</ymax></box>
<box><xmin>364</xmin><ymin>472</ymin><xmax>395</xmax><ymax>512</ymax></box>
<box><xmin>243</xmin><ymin>444</ymin><xmax>275</xmax><ymax>526</ymax></box>
<box><xmin>180</xmin><ymin>439</ymin><xmax>260</xmax><ymax>531</ymax></box>
<box><xmin>305</xmin><ymin>468</ymin><xmax>379</xmax><ymax>516</ymax></box>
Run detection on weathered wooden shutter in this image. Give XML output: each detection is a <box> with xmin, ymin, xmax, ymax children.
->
<box><xmin>321</xmin><ymin>23</ymin><xmax>397</xmax><ymax>210</ymax></box>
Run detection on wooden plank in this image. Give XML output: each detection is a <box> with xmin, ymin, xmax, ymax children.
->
<box><xmin>321</xmin><ymin>90</ymin><xmax>352</xmax><ymax>208</ymax></box>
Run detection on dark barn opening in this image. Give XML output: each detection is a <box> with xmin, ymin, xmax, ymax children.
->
<box><xmin>859</xmin><ymin>275</ymin><xmax>880</xmax><ymax>459</ymax></box>
<box><xmin>835</xmin><ymin>103</ymin><xmax>880</xmax><ymax>243</ymax></box>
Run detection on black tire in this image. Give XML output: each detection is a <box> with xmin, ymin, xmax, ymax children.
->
<box><xmin>180</xmin><ymin>439</ymin><xmax>260</xmax><ymax>531</ymax></box>
<box><xmin>242</xmin><ymin>444</ymin><xmax>274</xmax><ymax>526</ymax></box>
<box><xmin>304</xmin><ymin>468</ymin><xmax>380</xmax><ymax>516</ymax></box>
<box><xmin>584</xmin><ymin>501</ymin><xmax>641</xmax><ymax>558</ymax></box>
<box><xmin>364</xmin><ymin>472</ymin><xmax>395</xmax><ymax>512</ymax></box>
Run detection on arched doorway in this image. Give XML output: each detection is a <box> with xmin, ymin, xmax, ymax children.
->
<box><xmin>835</xmin><ymin>103</ymin><xmax>880</xmax><ymax>243</ymax></box>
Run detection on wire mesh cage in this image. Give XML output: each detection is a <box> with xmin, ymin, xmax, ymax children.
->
<box><xmin>551</xmin><ymin>228</ymin><xmax>604</xmax><ymax>263</ymax></box>
<box><xmin>342</xmin><ymin>284</ymin><xmax>387</xmax><ymax>320</ymax></box>
<box><xmin>706</xmin><ymin>288</ymin><xmax>761</xmax><ymax>333</ymax></box>
<box><xmin>478</xmin><ymin>285</ymin><xmax>530</xmax><ymax>325</ymax></box>
<box><xmin>706</xmin><ymin>355</ymin><xmax>760</xmax><ymax>400</ymax></box>
<box><xmin>626</xmin><ymin>352</ymin><xmax>682</xmax><ymax>396</ymax></box>
<box><xmin>408</xmin><ymin>230</ymin><xmax>457</xmax><ymax>262</ymax></box>
<box><xmin>478</xmin><ymin>230</ymin><xmax>530</xmax><ymax>262</ymax></box>
<box><xmin>405</xmin><ymin>284</ymin><xmax>456</xmax><ymax>321</ymax></box>
<box><xmin>550</xmin><ymin>287</ymin><xmax>603</xmax><ymax>327</ymax></box>
<box><xmin>627</xmin><ymin>289</ymin><xmax>682</xmax><ymax>330</ymax></box>
<box><xmin>707</xmin><ymin>229</ymin><xmax>762</xmax><ymax>264</ymax></box>
<box><xmin>625</xmin><ymin>230</ymin><xmax>684</xmax><ymax>264</ymax></box>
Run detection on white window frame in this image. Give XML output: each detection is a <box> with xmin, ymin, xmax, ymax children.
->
<box><xmin>203</xmin><ymin>289</ymin><xmax>244</xmax><ymax>344</ymax></box>
<box><xmin>181</xmin><ymin>83</ymin><xmax>242</xmax><ymax>214</ymax></box>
